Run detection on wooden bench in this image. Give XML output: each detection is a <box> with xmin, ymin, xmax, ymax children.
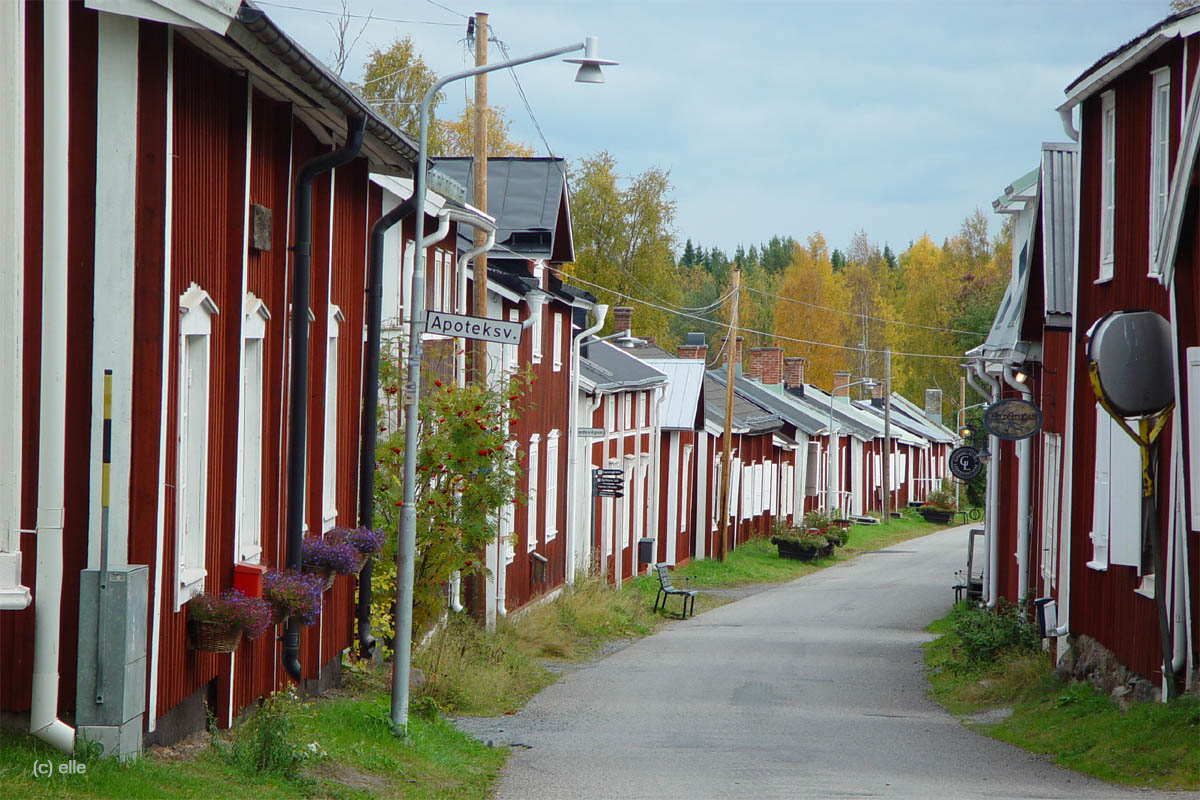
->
<box><xmin>653</xmin><ymin>564</ymin><xmax>696</xmax><ymax>619</ymax></box>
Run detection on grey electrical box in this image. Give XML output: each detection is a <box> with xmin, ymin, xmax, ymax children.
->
<box><xmin>76</xmin><ymin>565</ymin><xmax>148</xmax><ymax>759</ymax></box>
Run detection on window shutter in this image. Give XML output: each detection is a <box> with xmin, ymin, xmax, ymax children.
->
<box><xmin>1089</xmin><ymin>404</ymin><xmax>1111</xmax><ymax>570</ymax></box>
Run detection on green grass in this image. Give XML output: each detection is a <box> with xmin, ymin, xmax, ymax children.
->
<box><xmin>0</xmin><ymin>685</ymin><xmax>503</xmax><ymax>799</ymax></box>
<box><xmin>923</xmin><ymin>603</ymin><xmax>1200</xmax><ymax>790</ymax></box>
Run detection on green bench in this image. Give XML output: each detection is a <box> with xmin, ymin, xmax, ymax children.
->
<box><xmin>653</xmin><ymin>563</ymin><xmax>696</xmax><ymax>619</ymax></box>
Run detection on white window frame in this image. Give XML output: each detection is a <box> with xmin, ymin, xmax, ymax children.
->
<box><xmin>552</xmin><ymin>311</ymin><xmax>563</xmax><ymax>372</ymax></box>
<box><xmin>623</xmin><ymin>393</ymin><xmax>632</xmax><ymax>430</ymax></box>
<box><xmin>432</xmin><ymin>250</ymin><xmax>443</xmax><ymax>314</ymax></box>
<box><xmin>1040</xmin><ymin>433</ymin><xmax>1062</xmax><ymax>588</ymax></box>
<box><xmin>1099</xmin><ymin>90</ymin><xmax>1116</xmax><ymax>282</ymax></box>
<box><xmin>175</xmin><ymin>283</ymin><xmax>218</xmax><ymax>609</ymax></box>
<box><xmin>1088</xmin><ymin>404</ymin><xmax>1143</xmax><ymax>571</ymax></box>
<box><xmin>236</xmin><ymin>293</ymin><xmax>269</xmax><ymax>563</ymax></box>
<box><xmin>441</xmin><ymin>249</ymin><xmax>453</xmax><ymax>314</ymax></box>
<box><xmin>503</xmin><ymin>439</ymin><xmax>517</xmax><ymax>563</ymax></box>
<box><xmin>604</xmin><ymin>393</ymin><xmax>615</xmax><ymax>432</ymax></box>
<box><xmin>531</xmin><ymin>297</ymin><xmax>543</xmax><ymax>365</ymax></box>
<box><xmin>1149</xmin><ymin>68</ymin><xmax>1171</xmax><ymax>272</ymax></box>
<box><xmin>637</xmin><ymin>392</ymin><xmax>646</xmax><ymax>431</ymax></box>
<box><xmin>321</xmin><ymin>305</ymin><xmax>343</xmax><ymax>532</ymax></box>
<box><xmin>527</xmin><ymin>433</ymin><xmax>541</xmax><ymax>552</ymax></box>
<box><xmin>1188</xmin><ymin>348</ymin><xmax>1200</xmax><ymax>532</ymax></box>
<box><xmin>545</xmin><ymin>430</ymin><xmax>560</xmax><ymax>541</ymax></box>
<box><xmin>680</xmin><ymin>445</ymin><xmax>693</xmax><ymax>534</ymax></box>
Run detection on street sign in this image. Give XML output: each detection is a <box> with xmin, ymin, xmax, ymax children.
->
<box><xmin>592</xmin><ymin>468</ymin><xmax>625</xmax><ymax>498</ymax></box>
<box><xmin>982</xmin><ymin>398</ymin><xmax>1043</xmax><ymax>440</ymax></box>
<box><xmin>578</xmin><ymin>427</ymin><xmax>605</xmax><ymax>438</ymax></box>
<box><xmin>948</xmin><ymin>445</ymin><xmax>983</xmax><ymax>480</ymax></box>
<box><xmin>425</xmin><ymin>310</ymin><xmax>522</xmax><ymax>345</ymax></box>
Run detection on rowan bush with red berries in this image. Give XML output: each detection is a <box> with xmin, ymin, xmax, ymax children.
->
<box><xmin>368</xmin><ymin>338</ymin><xmax>531</xmax><ymax>645</ymax></box>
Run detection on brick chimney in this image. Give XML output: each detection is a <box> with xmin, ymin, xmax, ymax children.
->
<box><xmin>748</xmin><ymin>347</ymin><xmax>783</xmax><ymax>385</ymax></box>
<box><xmin>677</xmin><ymin>332</ymin><xmax>707</xmax><ymax>360</ymax></box>
<box><xmin>783</xmin><ymin>357</ymin><xmax>807</xmax><ymax>389</ymax></box>
<box><xmin>832</xmin><ymin>370</ymin><xmax>852</xmax><ymax>398</ymax></box>
<box><xmin>870</xmin><ymin>382</ymin><xmax>883</xmax><ymax>400</ymax></box>
<box><xmin>719</xmin><ymin>336</ymin><xmax>743</xmax><ymax>368</ymax></box>
<box><xmin>612</xmin><ymin>306</ymin><xmax>633</xmax><ymax>336</ymax></box>
<box><xmin>924</xmin><ymin>388</ymin><xmax>943</xmax><ymax>425</ymax></box>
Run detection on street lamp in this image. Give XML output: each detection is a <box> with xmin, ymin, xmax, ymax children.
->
<box><xmin>824</xmin><ymin>378</ymin><xmax>876</xmax><ymax>517</ymax></box>
<box><xmin>391</xmin><ymin>38</ymin><xmax>617</xmax><ymax>736</ymax></box>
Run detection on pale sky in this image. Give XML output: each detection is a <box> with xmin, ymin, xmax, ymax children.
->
<box><xmin>259</xmin><ymin>0</ymin><xmax>1171</xmax><ymax>257</ymax></box>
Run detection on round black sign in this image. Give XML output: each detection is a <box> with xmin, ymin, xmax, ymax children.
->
<box><xmin>982</xmin><ymin>398</ymin><xmax>1043</xmax><ymax>441</ymax></box>
<box><xmin>948</xmin><ymin>446</ymin><xmax>982</xmax><ymax>480</ymax></box>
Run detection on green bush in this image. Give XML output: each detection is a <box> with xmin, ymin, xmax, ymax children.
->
<box><xmin>952</xmin><ymin>600</ymin><xmax>1039</xmax><ymax>667</ymax></box>
<box><xmin>212</xmin><ymin>688</ymin><xmax>323</xmax><ymax>782</ymax></box>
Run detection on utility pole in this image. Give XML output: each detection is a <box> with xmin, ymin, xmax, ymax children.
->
<box><xmin>469</xmin><ymin>11</ymin><xmax>489</xmax><ymax>618</ymax></box>
<box><xmin>882</xmin><ymin>346</ymin><xmax>892</xmax><ymax>523</ymax></box>
<box><xmin>470</xmin><ymin>11</ymin><xmax>489</xmax><ymax>384</ymax></box>
<box><xmin>717</xmin><ymin>267</ymin><xmax>740</xmax><ymax>562</ymax></box>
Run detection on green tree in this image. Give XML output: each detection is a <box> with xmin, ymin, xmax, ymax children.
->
<box><xmin>564</xmin><ymin>151</ymin><xmax>679</xmax><ymax>343</ymax></box>
<box><xmin>358</xmin><ymin>37</ymin><xmax>445</xmax><ymax>152</ymax></box>
<box><xmin>773</xmin><ymin>233</ymin><xmax>849</xmax><ymax>389</ymax></box>
<box><xmin>371</xmin><ymin>345</ymin><xmax>530</xmax><ymax>641</ymax></box>
<box><xmin>437</xmin><ymin>102</ymin><xmax>534</xmax><ymax>158</ymax></box>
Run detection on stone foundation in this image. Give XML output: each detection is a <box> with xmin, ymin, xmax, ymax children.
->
<box><xmin>1054</xmin><ymin>634</ymin><xmax>1159</xmax><ymax>708</ymax></box>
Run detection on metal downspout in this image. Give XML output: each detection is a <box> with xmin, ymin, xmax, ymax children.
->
<box><xmin>355</xmin><ymin>191</ymin><xmax>417</xmax><ymax>658</ymax></box>
<box><xmin>454</xmin><ymin>228</ymin><xmax>496</xmax><ymax>385</ymax></box>
<box><xmin>30</xmin><ymin>0</ymin><xmax>75</xmax><ymax>754</ymax></box>
<box><xmin>282</xmin><ymin>115</ymin><xmax>365</xmax><ymax>682</ymax></box>
<box><xmin>970</xmin><ymin>360</ymin><xmax>1001</xmax><ymax>608</ymax></box>
<box><xmin>1004</xmin><ymin>365</ymin><xmax>1033</xmax><ymax>605</ymax></box>
<box><xmin>566</xmin><ymin>305</ymin><xmax>609</xmax><ymax>584</ymax></box>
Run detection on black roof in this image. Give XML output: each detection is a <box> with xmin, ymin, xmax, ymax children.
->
<box><xmin>432</xmin><ymin>157</ymin><xmax>574</xmax><ymax>263</ymax></box>
<box><xmin>580</xmin><ymin>340</ymin><xmax>667</xmax><ymax>392</ymax></box>
<box><xmin>703</xmin><ymin>373</ymin><xmax>783</xmax><ymax>435</ymax></box>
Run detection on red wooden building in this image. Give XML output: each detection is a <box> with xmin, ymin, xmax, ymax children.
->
<box><xmin>0</xmin><ymin>0</ymin><xmax>424</xmax><ymax>751</ymax></box>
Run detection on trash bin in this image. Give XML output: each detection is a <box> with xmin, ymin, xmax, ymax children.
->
<box><xmin>637</xmin><ymin>537</ymin><xmax>655</xmax><ymax>565</ymax></box>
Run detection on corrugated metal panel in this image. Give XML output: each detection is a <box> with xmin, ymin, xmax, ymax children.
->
<box><xmin>640</xmin><ymin>358</ymin><xmax>704</xmax><ymax>430</ymax></box>
<box><xmin>158</xmin><ymin>35</ymin><xmax>248</xmax><ymax>716</ymax></box>
<box><xmin>128</xmin><ymin>19</ymin><xmax>170</xmax><ymax>726</ymax></box>
<box><xmin>1041</xmin><ymin>143</ymin><xmax>1079</xmax><ymax>316</ymax></box>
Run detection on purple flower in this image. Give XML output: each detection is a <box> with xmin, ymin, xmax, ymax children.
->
<box><xmin>302</xmin><ymin>532</ymin><xmax>363</xmax><ymax>575</ymax></box>
<box><xmin>187</xmin><ymin>589</ymin><xmax>271</xmax><ymax>639</ymax></box>
<box><xmin>343</xmin><ymin>526</ymin><xmax>385</xmax><ymax>556</ymax></box>
<box><xmin>262</xmin><ymin>570</ymin><xmax>324</xmax><ymax>625</ymax></box>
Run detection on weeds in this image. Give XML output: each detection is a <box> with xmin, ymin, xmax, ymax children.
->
<box><xmin>211</xmin><ymin>688</ymin><xmax>323</xmax><ymax>783</ymax></box>
<box><xmin>951</xmin><ymin>600</ymin><xmax>1039</xmax><ymax>668</ymax></box>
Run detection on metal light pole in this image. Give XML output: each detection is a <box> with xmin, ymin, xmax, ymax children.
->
<box><xmin>824</xmin><ymin>378</ymin><xmax>875</xmax><ymax>518</ymax></box>
<box><xmin>390</xmin><ymin>37</ymin><xmax>616</xmax><ymax>736</ymax></box>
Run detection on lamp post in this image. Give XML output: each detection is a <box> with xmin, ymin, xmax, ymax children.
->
<box><xmin>391</xmin><ymin>37</ymin><xmax>616</xmax><ymax>736</ymax></box>
<box><xmin>824</xmin><ymin>378</ymin><xmax>875</xmax><ymax>518</ymax></box>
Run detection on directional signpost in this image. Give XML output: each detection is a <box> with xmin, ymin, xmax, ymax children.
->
<box><xmin>592</xmin><ymin>468</ymin><xmax>624</xmax><ymax>499</ymax></box>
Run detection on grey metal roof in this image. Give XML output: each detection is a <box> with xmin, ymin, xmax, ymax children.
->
<box><xmin>721</xmin><ymin>377</ymin><xmax>827</xmax><ymax>436</ymax></box>
<box><xmin>1040</xmin><ymin>143</ymin><xmax>1079</xmax><ymax>318</ymax></box>
<box><xmin>616</xmin><ymin>340</ymin><xmax>673</xmax><ymax>359</ymax></box>
<box><xmin>432</xmin><ymin>158</ymin><xmax>574</xmax><ymax>263</ymax></box>
<box><xmin>795</xmin><ymin>383</ymin><xmax>881</xmax><ymax>441</ymax></box>
<box><xmin>981</xmin><ymin>171</ymin><xmax>1038</xmax><ymax>361</ymax></box>
<box><xmin>703</xmin><ymin>373</ymin><xmax>783</xmax><ymax>436</ymax></box>
<box><xmin>580</xmin><ymin>340</ymin><xmax>667</xmax><ymax>392</ymax></box>
<box><xmin>888</xmin><ymin>392</ymin><xmax>958</xmax><ymax>444</ymax></box>
<box><xmin>641</xmin><ymin>358</ymin><xmax>705</xmax><ymax>430</ymax></box>
<box><xmin>852</xmin><ymin>400</ymin><xmax>932</xmax><ymax>448</ymax></box>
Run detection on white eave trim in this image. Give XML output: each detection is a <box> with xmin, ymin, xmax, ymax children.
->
<box><xmin>85</xmin><ymin>0</ymin><xmax>237</xmax><ymax>35</ymax></box>
<box><xmin>1154</xmin><ymin>64</ymin><xmax>1200</xmax><ymax>286</ymax></box>
<box><xmin>1060</xmin><ymin>16</ymin><xmax>1200</xmax><ymax>112</ymax></box>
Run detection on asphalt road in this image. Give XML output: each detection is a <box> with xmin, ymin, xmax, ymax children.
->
<box><xmin>455</xmin><ymin>525</ymin><xmax>1196</xmax><ymax>799</ymax></box>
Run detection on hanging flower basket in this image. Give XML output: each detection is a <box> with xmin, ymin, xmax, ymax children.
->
<box><xmin>263</xmin><ymin>569</ymin><xmax>325</xmax><ymax>625</ymax></box>
<box><xmin>189</xmin><ymin>620</ymin><xmax>243</xmax><ymax>654</ymax></box>
<box><xmin>186</xmin><ymin>588</ymin><xmax>270</xmax><ymax>653</ymax></box>
<box><xmin>301</xmin><ymin>531</ymin><xmax>365</xmax><ymax>587</ymax></box>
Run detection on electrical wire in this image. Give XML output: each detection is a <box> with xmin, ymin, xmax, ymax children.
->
<box><xmin>424</xmin><ymin>0</ymin><xmax>469</xmax><ymax>19</ymax></box>
<box><xmin>741</xmin><ymin>284</ymin><xmax>989</xmax><ymax>338</ymax></box>
<box><xmin>254</xmin><ymin>1</ymin><xmax>461</xmax><ymax>26</ymax></box>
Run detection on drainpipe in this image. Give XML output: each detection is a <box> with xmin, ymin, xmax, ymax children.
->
<box><xmin>970</xmin><ymin>360</ymin><xmax>1001</xmax><ymax>608</ymax></box>
<box><xmin>355</xmin><ymin>190</ymin><xmax>417</xmax><ymax>658</ymax></box>
<box><xmin>283</xmin><ymin>115</ymin><xmax>365</xmax><ymax>682</ymax></box>
<box><xmin>1004</xmin><ymin>364</ymin><xmax>1033</xmax><ymax>605</ymax></box>
<box><xmin>566</xmin><ymin>306</ymin><xmax>609</xmax><ymax>584</ymax></box>
<box><xmin>453</xmin><ymin>227</ymin><xmax>496</xmax><ymax>385</ymax></box>
<box><xmin>30</xmin><ymin>0</ymin><xmax>75</xmax><ymax>754</ymax></box>
<box><xmin>1058</xmin><ymin>107</ymin><xmax>1079</xmax><ymax>143</ymax></box>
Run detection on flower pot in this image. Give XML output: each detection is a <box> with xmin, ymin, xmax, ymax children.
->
<box><xmin>775</xmin><ymin>539</ymin><xmax>818</xmax><ymax>561</ymax></box>
<box><xmin>919</xmin><ymin>508</ymin><xmax>955</xmax><ymax>525</ymax></box>
<box><xmin>302</xmin><ymin>563</ymin><xmax>336</xmax><ymax>590</ymax></box>
<box><xmin>189</xmin><ymin>621</ymin><xmax>242</xmax><ymax>654</ymax></box>
<box><xmin>270</xmin><ymin>605</ymin><xmax>290</xmax><ymax>626</ymax></box>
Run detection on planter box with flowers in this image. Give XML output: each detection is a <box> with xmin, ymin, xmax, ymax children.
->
<box><xmin>919</xmin><ymin>484</ymin><xmax>957</xmax><ymax>525</ymax></box>
<box><xmin>770</xmin><ymin>512</ymin><xmax>845</xmax><ymax>562</ymax></box>
<box><xmin>301</xmin><ymin>531</ymin><xmax>363</xmax><ymax>589</ymax></box>
<box><xmin>262</xmin><ymin>569</ymin><xmax>325</xmax><ymax>626</ymax></box>
<box><xmin>186</xmin><ymin>589</ymin><xmax>271</xmax><ymax>653</ymax></box>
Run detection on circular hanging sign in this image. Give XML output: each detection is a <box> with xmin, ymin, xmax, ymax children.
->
<box><xmin>983</xmin><ymin>398</ymin><xmax>1043</xmax><ymax>441</ymax></box>
<box><xmin>948</xmin><ymin>446</ymin><xmax>983</xmax><ymax>480</ymax></box>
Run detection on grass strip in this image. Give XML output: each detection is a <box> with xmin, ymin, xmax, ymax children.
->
<box><xmin>923</xmin><ymin>602</ymin><xmax>1200</xmax><ymax>790</ymax></box>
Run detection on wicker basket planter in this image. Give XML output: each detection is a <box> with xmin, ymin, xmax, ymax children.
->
<box><xmin>919</xmin><ymin>508</ymin><xmax>955</xmax><ymax>525</ymax></box>
<box><xmin>302</xmin><ymin>563</ymin><xmax>336</xmax><ymax>591</ymax></box>
<box><xmin>189</xmin><ymin>621</ymin><xmax>242</xmax><ymax>654</ymax></box>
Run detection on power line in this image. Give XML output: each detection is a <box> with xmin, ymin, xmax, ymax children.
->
<box><xmin>742</xmin><ymin>284</ymin><xmax>988</xmax><ymax>338</ymax></box>
<box><xmin>424</xmin><ymin>0</ymin><xmax>469</xmax><ymax>19</ymax></box>
<box><xmin>492</xmin><ymin>34</ymin><xmax>557</xmax><ymax>159</ymax></box>
<box><xmin>255</xmin><ymin>0</ymin><xmax>461</xmax><ymax>26</ymax></box>
<box><xmin>539</xmin><ymin>263</ymin><xmax>968</xmax><ymax>362</ymax></box>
